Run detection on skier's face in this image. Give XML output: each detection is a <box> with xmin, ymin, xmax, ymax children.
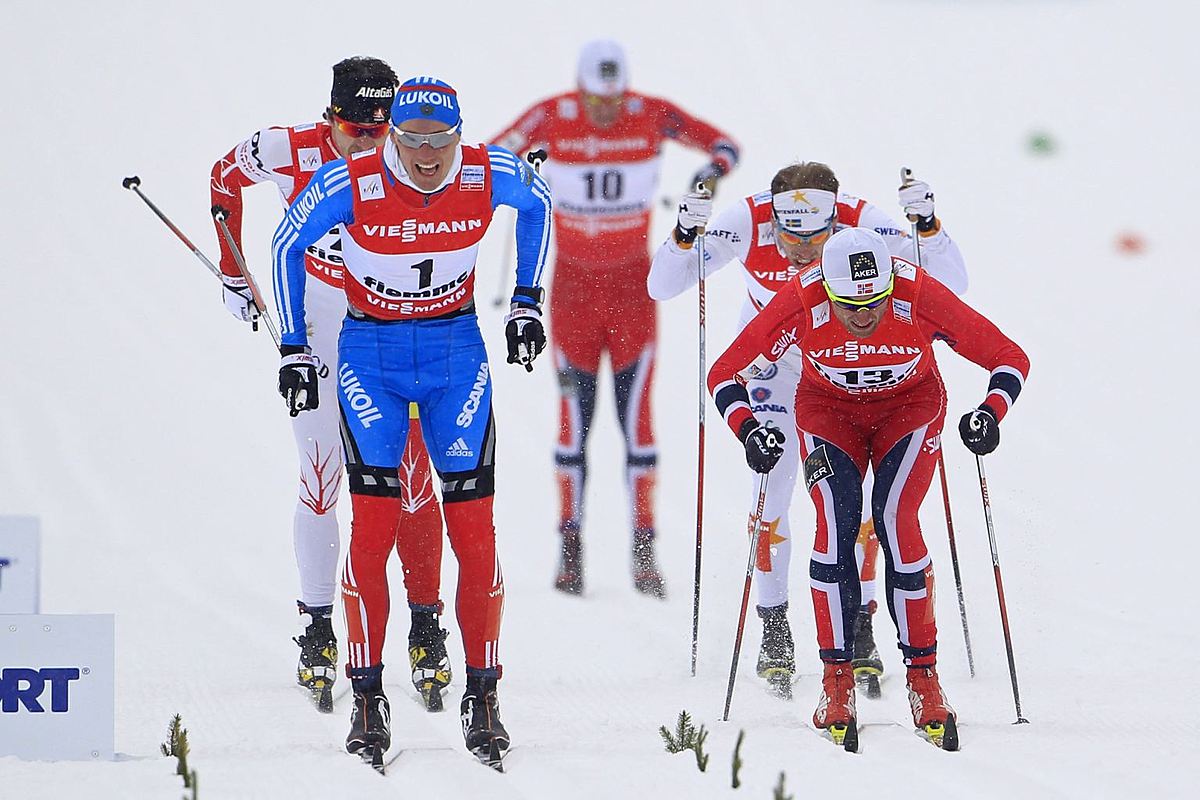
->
<box><xmin>773</xmin><ymin>219</ymin><xmax>835</xmax><ymax>269</ymax></box>
<box><xmin>829</xmin><ymin>296</ymin><xmax>890</xmax><ymax>339</ymax></box>
<box><xmin>327</xmin><ymin>111</ymin><xmax>389</xmax><ymax>158</ymax></box>
<box><xmin>581</xmin><ymin>91</ymin><xmax>623</xmax><ymax>128</ymax></box>
<box><xmin>391</xmin><ymin>119</ymin><xmax>462</xmax><ymax>192</ymax></box>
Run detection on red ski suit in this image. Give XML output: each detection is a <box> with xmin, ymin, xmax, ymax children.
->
<box><xmin>492</xmin><ymin>92</ymin><xmax>737</xmax><ymax>540</ymax></box>
<box><xmin>708</xmin><ymin>258</ymin><xmax>1029</xmax><ymax>665</ymax></box>
<box><xmin>210</xmin><ymin>123</ymin><xmax>443</xmax><ymax>611</ymax></box>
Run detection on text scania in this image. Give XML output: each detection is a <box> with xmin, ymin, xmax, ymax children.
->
<box><xmin>457</xmin><ymin>363</ymin><xmax>489</xmax><ymax>426</ymax></box>
<box><xmin>0</xmin><ymin>667</ymin><xmax>81</xmax><ymax>713</ymax></box>
<box><xmin>363</xmin><ymin>218</ymin><xmax>483</xmax><ymax>244</ymax></box>
<box><xmin>338</xmin><ymin>364</ymin><xmax>383</xmax><ymax>427</ymax></box>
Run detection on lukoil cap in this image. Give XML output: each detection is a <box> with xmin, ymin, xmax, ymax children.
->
<box><xmin>772</xmin><ymin>189</ymin><xmax>836</xmax><ymax>233</ymax></box>
<box><xmin>391</xmin><ymin>76</ymin><xmax>462</xmax><ymax>129</ymax></box>
<box><xmin>821</xmin><ymin>227</ymin><xmax>895</xmax><ymax>300</ymax></box>
<box><xmin>331</xmin><ymin>70</ymin><xmax>395</xmax><ymax>124</ymax></box>
<box><xmin>577</xmin><ymin>39</ymin><xmax>628</xmax><ymax>97</ymax></box>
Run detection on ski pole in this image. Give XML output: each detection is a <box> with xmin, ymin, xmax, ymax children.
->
<box><xmin>493</xmin><ymin>149</ymin><xmax>548</xmax><ymax>308</ymax></box>
<box><xmin>975</xmin><ymin>454</ymin><xmax>1029</xmax><ymax>724</ymax></box>
<box><xmin>722</xmin><ymin>472</ymin><xmax>769</xmax><ymax>722</ymax></box>
<box><xmin>937</xmin><ymin>449</ymin><xmax>975</xmax><ymax>677</ymax></box>
<box><xmin>901</xmin><ymin>166</ymin><xmax>976</xmax><ymax>675</ymax></box>
<box><xmin>211</xmin><ymin>205</ymin><xmax>283</xmax><ymax>349</ymax></box>
<box><xmin>691</xmin><ymin>181</ymin><xmax>710</xmax><ymax>678</ymax></box>
<box><xmin>122</xmin><ymin>175</ymin><xmax>221</xmax><ymax>280</ymax></box>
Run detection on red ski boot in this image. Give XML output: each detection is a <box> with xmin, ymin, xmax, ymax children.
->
<box><xmin>812</xmin><ymin>661</ymin><xmax>858</xmax><ymax>752</ymax></box>
<box><xmin>906</xmin><ymin>665</ymin><xmax>959</xmax><ymax>750</ymax></box>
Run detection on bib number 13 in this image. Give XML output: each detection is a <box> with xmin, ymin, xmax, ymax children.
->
<box><xmin>410</xmin><ymin>258</ymin><xmax>434</xmax><ymax>289</ymax></box>
<box><xmin>838</xmin><ymin>368</ymin><xmax>895</xmax><ymax>386</ymax></box>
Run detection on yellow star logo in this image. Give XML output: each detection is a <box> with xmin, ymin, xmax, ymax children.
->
<box><xmin>791</xmin><ymin>190</ymin><xmax>810</xmax><ymax>206</ymax></box>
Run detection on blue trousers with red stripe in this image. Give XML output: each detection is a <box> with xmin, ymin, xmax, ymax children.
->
<box><xmin>796</xmin><ymin>387</ymin><xmax>945</xmax><ymax>667</ymax></box>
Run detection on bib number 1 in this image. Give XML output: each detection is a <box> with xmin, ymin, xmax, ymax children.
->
<box><xmin>410</xmin><ymin>258</ymin><xmax>434</xmax><ymax>289</ymax></box>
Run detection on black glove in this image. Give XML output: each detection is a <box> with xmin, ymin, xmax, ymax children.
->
<box><xmin>959</xmin><ymin>405</ymin><xmax>999</xmax><ymax>455</ymax></box>
<box><xmin>505</xmin><ymin>299</ymin><xmax>546</xmax><ymax>373</ymax></box>
<box><xmin>278</xmin><ymin>345</ymin><xmax>321</xmax><ymax>417</ymax></box>
<box><xmin>738</xmin><ymin>419</ymin><xmax>786</xmax><ymax>474</ymax></box>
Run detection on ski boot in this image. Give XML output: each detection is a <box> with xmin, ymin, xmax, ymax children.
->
<box><xmin>812</xmin><ymin>661</ymin><xmax>858</xmax><ymax>752</ymax></box>
<box><xmin>460</xmin><ymin>674</ymin><xmax>510</xmax><ymax>772</ymax></box>
<box><xmin>409</xmin><ymin>607</ymin><xmax>452</xmax><ymax>712</ymax></box>
<box><xmin>755</xmin><ymin>602</ymin><xmax>795</xmax><ymax>699</ymax></box>
<box><xmin>555</xmin><ymin>523</ymin><xmax>584</xmax><ymax>595</ymax></box>
<box><xmin>632</xmin><ymin>528</ymin><xmax>666</xmax><ymax>599</ymax></box>
<box><xmin>293</xmin><ymin>602</ymin><xmax>338</xmax><ymax>713</ymax></box>
<box><xmin>906</xmin><ymin>664</ymin><xmax>959</xmax><ymax>750</ymax></box>
<box><xmin>346</xmin><ymin>681</ymin><xmax>392</xmax><ymax>773</ymax></box>
<box><xmin>851</xmin><ymin>605</ymin><xmax>884</xmax><ymax>699</ymax></box>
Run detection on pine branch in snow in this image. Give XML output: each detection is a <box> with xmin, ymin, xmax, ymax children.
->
<box><xmin>773</xmin><ymin>771</ymin><xmax>793</xmax><ymax>800</ymax></box>
<box><xmin>160</xmin><ymin>713</ymin><xmax>199</xmax><ymax>793</ymax></box>
<box><xmin>659</xmin><ymin>710</ymin><xmax>709</xmax><ymax>771</ymax></box>
<box><xmin>731</xmin><ymin>729</ymin><xmax>745</xmax><ymax>788</ymax></box>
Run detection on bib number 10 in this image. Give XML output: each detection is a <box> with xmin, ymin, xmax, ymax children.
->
<box><xmin>583</xmin><ymin>169</ymin><xmax>623</xmax><ymax>201</ymax></box>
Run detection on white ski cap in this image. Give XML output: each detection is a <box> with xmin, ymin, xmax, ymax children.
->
<box><xmin>821</xmin><ymin>227</ymin><xmax>896</xmax><ymax>300</ymax></box>
<box><xmin>577</xmin><ymin>39</ymin><xmax>628</xmax><ymax>97</ymax></box>
<box><xmin>772</xmin><ymin>188</ymin><xmax>836</xmax><ymax>233</ymax></box>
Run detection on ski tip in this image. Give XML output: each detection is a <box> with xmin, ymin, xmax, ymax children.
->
<box><xmin>316</xmin><ymin>688</ymin><xmax>334</xmax><ymax>714</ymax></box>
<box><xmin>826</xmin><ymin>720</ymin><xmax>859</xmax><ymax>753</ymax></box>
<box><xmin>919</xmin><ymin>714</ymin><xmax>960</xmax><ymax>751</ymax></box>
<box><xmin>856</xmin><ymin>673</ymin><xmax>882</xmax><ymax>699</ymax></box>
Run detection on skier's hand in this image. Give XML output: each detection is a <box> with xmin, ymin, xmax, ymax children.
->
<box><xmin>958</xmin><ymin>405</ymin><xmax>999</xmax><ymax>455</ymax></box>
<box><xmin>677</xmin><ymin>192</ymin><xmax>713</xmax><ymax>233</ymax></box>
<box><xmin>898</xmin><ymin>170</ymin><xmax>937</xmax><ymax>233</ymax></box>
<box><xmin>739</xmin><ymin>419</ymin><xmax>786</xmax><ymax>474</ymax></box>
<box><xmin>222</xmin><ymin>273</ymin><xmax>260</xmax><ymax>327</ymax></box>
<box><xmin>278</xmin><ymin>346</ymin><xmax>321</xmax><ymax>416</ymax></box>
<box><xmin>505</xmin><ymin>303</ymin><xmax>546</xmax><ymax>372</ymax></box>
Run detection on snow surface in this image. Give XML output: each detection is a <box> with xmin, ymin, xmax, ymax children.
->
<box><xmin>2</xmin><ymin>0</ymin><xmax>1198</xmax><ymax>797</ymax></box>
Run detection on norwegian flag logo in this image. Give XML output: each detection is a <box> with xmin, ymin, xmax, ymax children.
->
<box><xmin>849</xmin><ymin>251</ymin><xmax>879</xmax><ymax>281</ymax></box>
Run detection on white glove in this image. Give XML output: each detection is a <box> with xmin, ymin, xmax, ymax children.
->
<box><xmin>676</xmin><ymin>192</ymin><xmax>713</xmax><ymax>233</ymax></box>
<box><xmin>221</xmin><ymin>274</ymin><xmax>259</xmax><ymax>324</ymax></box>
<box><xmin>898</xmin><ymin>178</ymin><xmax>935</xmax><ymax>224</ymax></box>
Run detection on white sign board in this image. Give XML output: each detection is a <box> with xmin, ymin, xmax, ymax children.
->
<box><xmin>0</xmin><ymin>614</ymin><xmax>115</xmax><ymax>760</ymax></box>
<box><xmin>0</xmin><ymin>516</ymin><xmax>40</xmax><ymax>613</ymax></box>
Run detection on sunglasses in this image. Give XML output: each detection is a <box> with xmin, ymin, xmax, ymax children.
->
<box><xmin>330</xmin><ymin>115</ymin><xmax>389</xmax><ymax>140</ymax></box>
<box><xmin>391</xmin><ymin>124</ymin><xmax>462</xmax><ymax>149</ymax></box>
<box><xmin>824</xmin><ymin>281</ymin><xmax>894</xmax><ymax>311</ymax></box>
<box><xmin>775</xmin><ymin>221</ymin><xmax>834</xmax><ymax>248</ymax></box>
<box><xmin>582</xmin><ymin>92</ymin><xmax>623</xmax><ymax>107</ymax></box>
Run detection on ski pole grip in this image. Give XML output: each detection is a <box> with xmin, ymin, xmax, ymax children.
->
<box><xmin>526</xmin><ymin>149</ymin><xmax>547</xmax><ymax>173</ymax></box>
<box><xmin>211</xmin><ymin>204</ymin><xmax>230</xmax><ymax>222</ymax></box>
<box><xmin>899</xmin><ymin>166</ymin><xmax>913</xmax><ymax>188</ymax></box>
<box><xmin>122</xmin><ymin>176</ymin><xmax>141</xmax><ymax>190</ymax></box>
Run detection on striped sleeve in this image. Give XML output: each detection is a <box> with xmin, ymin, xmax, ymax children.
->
<box><xmin>983</xmin><ymin>365</ymin><xmax>1025</xmax><ymax>420</ymax></box>
<box><xmin>270</xmin><ymin>159</ymin><xmax>354</xmax><ymax>348</ymax></box>
<box><xmin>487</xmin><ymin>145</ymin><xmax>552</xmax><ymax>303</ymax></box>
